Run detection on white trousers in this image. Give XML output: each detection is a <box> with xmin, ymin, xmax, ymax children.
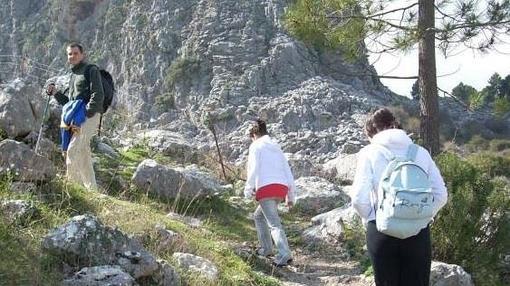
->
<box><xmin>254</xmin><ymin>199</ymin><xmax>292</xmax><ymax>264</ymax></box>
<box><xmin>66</xmin><ymin>113</ymin><xmax>100</xmax><ymax>190</ymax></box>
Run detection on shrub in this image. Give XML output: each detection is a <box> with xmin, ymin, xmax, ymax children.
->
<box><xmin>164</xmin><ymin>56</ymin><xmax>200</xmax><ymax>89</ymax></box>
<box><xmin>489</xmin><ymin>139</ymin><xmax>510</xmax><ymax>152</ymax></box>
<box><xmin>494</xmin><ymin>97</ymin><xmax>510</xmax><ymax>117</ymax></box>
<box><xmin>433</xmin><ymin>153</ymin><xmax>510</xmax><ymax>286</ymax></box>
<box><xmin>465</xmin><ymin>135</ymin><xmax>490</xmax><ymax>152</ymax></box>
<box><xmin>155</xmin><ymin>92</ymin><xmax>176</xmax><ymax>111</ymax></box>
<box><xmin>466</xmin><ymin>152</ymin><xmax>510</xmax><ymax>177</ymax></box>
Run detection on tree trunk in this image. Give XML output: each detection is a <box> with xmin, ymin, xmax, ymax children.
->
<box><xmin>418</xmin><ymin>0</ymin><xmax>440</xmax><ymax>156</ymax></box>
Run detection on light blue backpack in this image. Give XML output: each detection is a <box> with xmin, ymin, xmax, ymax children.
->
<box><xmin>374</xmin><ymin>144</ymin><xmax>434</xmax><ymax>239</ymax></box>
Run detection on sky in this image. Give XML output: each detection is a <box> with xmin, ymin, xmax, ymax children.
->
<box><xmin>370</xmin><ymin>45</ymin><xmax>510</xmax><ymax>97</ymax></box>
<box><xmin>367</xmin><ymin>0</ymin><xmax>510</xmax><ymax>98</ymax></box>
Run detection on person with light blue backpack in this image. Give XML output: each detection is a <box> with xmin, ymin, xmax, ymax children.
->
<box><xmin>350</xmin><ymin>108</ymin><xmax>448</xmax><ymax>286</ymax></box>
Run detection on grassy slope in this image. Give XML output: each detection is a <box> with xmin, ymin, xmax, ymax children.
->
<box><xmin>0</xmin><ymin>146</ymin><xmax>280</xmax><ymax>286</ymax></box>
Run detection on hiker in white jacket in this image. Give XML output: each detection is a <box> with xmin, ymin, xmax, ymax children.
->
<box><xmin>350</xmin><ymin>108</ymin><xmax>448</xmax><ymax>286</ymax></box>
<box><xmin>244</xmin><ymin>119</ymin><xmax>296</xmax><ymax>267</ymax></box>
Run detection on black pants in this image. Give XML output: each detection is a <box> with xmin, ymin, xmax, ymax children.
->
<box><xmin>366</xmin><ymin>221</ymin><xmax>431</xmax><ymax>286</ymax></box>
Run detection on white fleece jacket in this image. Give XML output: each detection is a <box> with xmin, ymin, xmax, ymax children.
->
<box><xmin>244</xmin><ymin>135</ymin><xmax>297</xmax><ymax>203</ymax></box>
<box><xmin>350</xmin><ymin>129</ymin><xmax>448</xmax><ymax>223</ymax></box>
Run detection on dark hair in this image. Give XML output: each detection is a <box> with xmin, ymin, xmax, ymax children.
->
<box><xmin>67</xmin><ymin>42</ymin><xmax>84</xmax><ymax>53</ymax></box>
<box><xmin>249</xmin><ymin>119</ymin><xmax>268</xmax><ymax>137</ymax></box>
<box><xmin>364</xmin><ymin>108</ymin><xmax>401</xmax><ymax>138</ymax></box>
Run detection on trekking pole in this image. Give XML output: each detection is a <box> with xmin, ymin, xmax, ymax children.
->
<box><xmin>207</xmin><ymin>121</ymin><xmax>227</xmax><ymax>181</ymax></box>
<box><xmin>97</xmin><ymin>114</ymin><xmax>103</xmax><ymax>137</ymax></box>
<box><xmin>35</xmin><ymin>86</ymin><xmax>52</xmax><ymax>154</ymax></box>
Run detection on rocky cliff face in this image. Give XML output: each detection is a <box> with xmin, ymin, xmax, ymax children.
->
<box><xmin>0</xmin><ymin>0</ymin><xmax>396</xmax><ymax>163</ymax></box>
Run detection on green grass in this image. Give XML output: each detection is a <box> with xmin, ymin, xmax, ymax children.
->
<box><xmin>0</xmin><ymin>144</ymin><xmax>281</xmax><ymax>286</ymax></box>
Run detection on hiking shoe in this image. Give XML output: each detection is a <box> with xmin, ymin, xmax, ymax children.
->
<box><xmin>272</xmin><ymin>257</ymin><xmax>293</xmax><ymax>267</ymax></box>
<box><xmin>256</xmin><ymin>247</ymin><xmax>273</xmax><ymax>257</ymax></box>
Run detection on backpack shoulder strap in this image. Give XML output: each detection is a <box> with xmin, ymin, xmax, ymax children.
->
<box><xmin>406</xmin><ymin>144</ymin><xmax>419</xmax><ymax>161</ymax></box>
<box><xmin>371</xmin><ymin>144</ymin><xmax>395</xmax><ymax>161</ymax></box>
<box><xmin>83</xmin><ymin>64</ymin><xmax>96</xmax><ymax>84</ymax></box>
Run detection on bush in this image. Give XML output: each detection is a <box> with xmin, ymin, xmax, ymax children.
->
<box><xmin>155</xmin><ymin>92</ymin><xmax>176</xmax><ymax>111</ymax></box>
<box><xmin>466</xmin><ymin>152</ymin><xmax>510</xmax><ymax>177</ymax></box>
<box><xmin>494</xmin><ymin>97</ymin><xmax>510</xmax><ymax>117</ymax></box>
<box><xmin>433</xmin><ymin>153</ymin><xmax>510</xmax><ymax>286</ymax></box>
<box><xmin>465</xmin><ymin>135</ymin><xmax>490</xmax><ymax>152</ymax></box>
<box><xmin>164</xmin><ymin>56</ymin><xmax>200</xmax><ymax>89</ymax></box>
<box><xmin>489</xmin><ymin>139</ymin><xmax>510</xmax><ymax>152</ymax></box>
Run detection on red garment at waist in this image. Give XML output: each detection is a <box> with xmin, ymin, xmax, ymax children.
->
<box><xmin>256</xmin><ymin>183</ymin><xmax>288</xmax><ymax>201</ymax></box>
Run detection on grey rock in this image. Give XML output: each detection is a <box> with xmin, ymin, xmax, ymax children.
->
<box><xmin>42</xmin><ymin>215</ymin><xmax>158</xmax><ymax>279</ymax></box>
<box><xmin>155</xmin><ymin>225</ymin><xmax>182</xmax><ymax>251</ymax></box>
<box><xmin>430</xmin><ymin>261</ymin><xmax>474</xmax><ymax>286</ymax></box>
<box><xmin>0</xmin><ymin>139</ymin><xmax>56</xmax><ymax>182</ymax></box>
<box><xmin>9</xmin><ymin>182</ymin><xmax>37</xmax><ymax>194</ymax></box>
<box><xmin>22</xmin><ymin>131</ymin><xmax>61</xmax><ymax>161</ymax></box>
<box><xmin>166</xmin><ymin>212</ymin><xmax>202</xmax><ymax>228</ymax></box>
<box><xmin>294</xmin><ymin>176</ymin><xmax>349</xmax><ymax>216</ymax></box>
<box><xmin>137</xmin><ymin>130</ymin><xmax>199</xmax><ymax>163</ymax></box>
<box><xmin>0</xmin><ymin>79</ymin><xmax>46</xmax><ymax>138</ymax></box>
<box><xmin>303</xmin><ymin>205</ymin><xmax>361</xmax><ymax>245</ymax></box>
<box><xmin>150</xmin><ymin>260</ymin><xmax>180</xmax><ymax>286</ymax></box>
<box><xmin>95</xmin><ymin>142</ymin><xmax>120</xmax><ymax>159</ymax></box>
<box><xmin>132</xmin><ymin>160</ymin><xmax>222</xmax><ymax>199</ymax></box>
<box><xmin>173</xmin><ymin>252</ymin><xmax>218</xmax><ymax>281</ymax></box>
<box><xmin>0</xmin><ymin>199</ymin><xmax>39</xmax><ymax>225</ymax></box>
<box><xmin>62</xmin><ymin>265</ymin><xmax>137</xmax><ymax>286</ymax></box>
<box><xmin>323</xmin><ymin>153</ymin><xmax>358</xmax><ymax>184</ymax></box>
<box><xmin>286</xmin><ymin>153</ymin><xmax>320</xmax><ymax>179</ymax></box>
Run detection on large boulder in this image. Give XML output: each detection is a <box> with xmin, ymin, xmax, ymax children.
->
<box><xmin>22</xmin><ymin>131</ymin><xmax>61</xmax><ymax>161</ymax></box>
<box><xmin>286</xmin><ymin>153</ymin><xmax>321</xmax><ymax>179</ymax></box>
<box><xmin>0</xmin><ymin>139</ymin><xmax>56</xmax><ymax>182</ymax></box>
<box><xmin>294</xmin><ymin>176</ymin><xmax>350</xmax><ymax>216</ymax></box>
<box><xmin>172</xmin><ymin>252</ymin><xmax>218</xmax><ymax>281</ymax></box>
<box><xmin>430</xmin><ymin>261</ymin><xmax>474</xmax><ymax>286</ymax></box>
<box><xmin>42</xmin><ymin>215</ymin><xmax>159</xmax><ymax>280</ymax></box>
<box><xmin>137</xmin><ymin>130</ymin><xmax>200</xmax><ymax>163</ymax></box>
<box><xmin>0</xmin><ymin>79</ymin><xmax>46</xmax><ymax>138</ymax></box>
<box><xmin>132</xmin><ymin>160</ymin><xmax>223</xmax><ymax>199</ymax></box>
<box><xmin>303</xmin><ymin>205</ymin><xmax>361</xmax><ymax>244</ymax></box>
<box><xmin>323</xmin><ymin>153</ymin><xmax>358</xmax><ymax>184</ymax></box>
<box><xmin>62</xmin><ymin>265</ymin><xmax>137</xmax><ymax>286</ymax></box>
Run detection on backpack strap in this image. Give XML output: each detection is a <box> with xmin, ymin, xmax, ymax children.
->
<box><xmin>83</xmin><ymin>64</ymin><xmax>94</xmax><ymax>86</ymax></box>
<box><xmin>371</xmin><ymin>144</ymin><xmax>395</xmax><ymax>161</ymax></box>
<box><xmin>406</xmin><ymin>144</ymin><xmax>419</xmax><ymax>161</ymax></box>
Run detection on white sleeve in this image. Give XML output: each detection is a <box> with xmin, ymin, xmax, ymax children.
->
<box><xmin>350</xmin><ymin>148</ymin><xmax>375</xmax><ymax>220</ymax></box>
<box><xmin>283</xmin><ymin>157</ymin><xmax>297</xmax><ymax>203</ymax></box>
<box><xmin>426</xmin><ymin>152</ymin><xmax>448</xmax><ymax>216</ymax></box>
<box><xmin>244</xmin><ymin>146</ymin><xmax>258</xmax><ymax>199</ymax></box>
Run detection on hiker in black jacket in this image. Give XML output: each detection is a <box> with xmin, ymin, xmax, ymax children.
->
<box><xmin>46</xmin><ymin>42</ymin><xmax>104</xmax><ymax>190</ymax></box>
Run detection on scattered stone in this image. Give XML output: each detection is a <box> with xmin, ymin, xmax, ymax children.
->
<box><xmin>303</xmin><ymin>205</ymin><xmax>361</xmax><ymax>245</ymax></box>
<box><xmin>430</xmin><ymin>261</ymin><xmax>474</xmax><ymax>286</ymax></box>
<box><xmin>62</xmin><ymin>265</ymin><xmax>137</xmax><ymax>286</ymax></box>
<box><xmin>173</xmin><ymin>252</ymin><xmax>218</xmax><ymax>281</ymax></box>
<box><xmin>155</xmin><ymin>225</ymin><xmax>181</xmax><ymax>250</ymax></box>
<box><xmin>150</xmin><ymin>260</ymin><xmax>180</xmax><ymax>286</ymax></box>
<box><xmin>0</xmin><ymin>199</ymin><xmax>39</xmax><ymax>225</ymax></box>
<box><xmin>0</xmin><ymin>139</ymin><xmax>56</xmax><ymax>182</ymax></box>
<box><xmin>9</xmin><ymin>182</ymin><xmax>37</xmax><ymax>194</ymax></box>
<box><xmin>166</xmin><ymin>212</ymin><xmax>202</xmax><ymax>228</ymax></box>
<box><xmin>294</xmin><ymin>176</ymin><xmax>350</xmax><ymax>216</ymax></box>
<box><xmin>42</xmin><ymin>215</ymin><xmax>158</xmax><ymax>279</ymax></box>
